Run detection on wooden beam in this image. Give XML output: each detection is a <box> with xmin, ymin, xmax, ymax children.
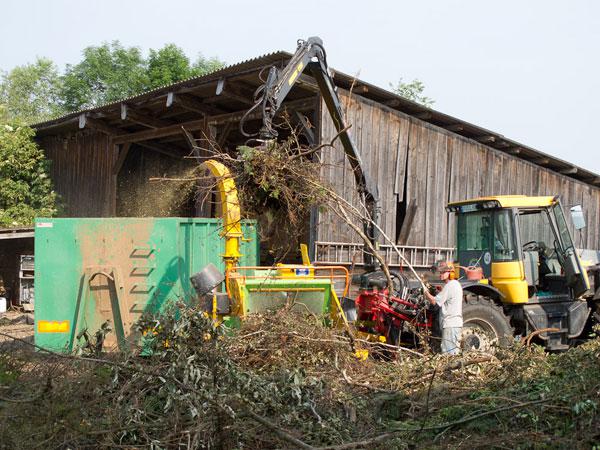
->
<box><xmin>532</xmin><ymin>157</ymin><xmax>551</xmax><ymax>166</ymax></box>
<box><xmin>506</xmin><ymin>147</ymin><xmax>522</xmax><ymax>155</ymax></box>
<box><xmin>560</xmin><ymin>167</ymin><xmax>578</xmax><ymax>175</ymax></box>
<box><xmin>120</xmin><ymin>103</ymin><xmax>170</xmax><ymax>129</ymax></box>
<box><xmin>186</xmin><ymin>93</ymin><xmax>228</xmax><ymax>115</ymax></box>
<box><xmin>295</xmin><ymin>74</ymin><xmax>320</xmax><ymax>92</ymax></box>
<box><xmin>174</xmin><ymin>93</ymin><xmax>207</xmax><ymax>115</ymax></box>
<box><xmin>0</xmin><ymin>231</ymin><xmax>34</xmax><ymax>240</ymax></box>
<box><xmin>113</xmin><ymin>97</ymin><xmax>315</xmax><ymax>145</ymax></box>
<box><xmin>217</xmin><ymin>121</ymin><xmax>233</xmax><ymax>148</ymax></box>
<box><xmin>444</xmin><ymin>124</ymin><xmax>464</xmax><ymax>132</ymax></box>
<box><xmin>415</xmin><ymin>112</ymin><xmax>433</xmax><ymax>120</ymax></box>
<box><xmin>352</xmin><ymin>85</ymin><xmax>368</xmax><ymax>94</ymax></box>
<box><xmin>384</xmin><ymin>99</ymin><xmax>401</xmax><ymax>108</ymax></box>
<box><xmin>495</xmin><ymin>141</ymin><xmax>510</xmax><ymax>148</ymax></box>
<box><xmin>166</xmin><ymin>92</ymin><xmax>211</xmax><ymax>116</ymax></box>
<box><xmin>477</xmin><ymin>135</ymin><xmax>496</xmax><ymax>144</ymax></box>
<box><xmin>112</xmin><ymin>142</ymin><xmax>131</xmax><ymax>175</ymax></box>
<box><xmin>79</xmin><ymin>114</ymin><xmax>120</xmax><ymax>135</ymax></box>
<box><xmin>592</xmin><ymin>177</ymin><xmax>600</xmax><ymax>186</ymax></box>
<box><xmin>215</xmin><ymin>78</ymin><xmax>225</xmax><ymax>96</ymax></box>
<box><xmin>295</xmin><ymin>111</ymin><xmax>315</xmax><ymax>146</ymax></box>
<box><xmin>137</xmin><ymin>142</ymin><xmax>182</xmax><ymax>160</ymax></box>
<box><xmin>204</xmin><ymin>90</ymin><xmax>254</xmax><ymax>105</ymax></box>
<box><xmin>203</xmin><ymin>79</ymin><xmax>254</xmax><ymax>105</ymax></box>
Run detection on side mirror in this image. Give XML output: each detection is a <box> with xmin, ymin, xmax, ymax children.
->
<box><xmin>570</xmin><ymin>205</ymin><xmax>586</xmax><ymax>230</ymax></box>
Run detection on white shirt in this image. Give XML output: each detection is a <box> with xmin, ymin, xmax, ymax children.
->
<box><xmin>435</xmin><ymin>279</ymin><xmax>463</xmax><ymax>328</ymax></box>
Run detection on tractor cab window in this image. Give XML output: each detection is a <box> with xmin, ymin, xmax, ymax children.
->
<box><xmin>519</xmin><ymin>209</ymin><xmax>557</xmax><ymax>255</ymax></box>
<box><xmin>457</xmin><ymin>211</ymin><xmax>493</xmax><ymax>276</ymax></box>
<box><xmin>456</xmin><ymin>209</ymin><xmax>517</xmax><ymax>278</ymax></box>
<box><xmin>492</xmin><ymin>210</ymin><xmax>517</xmax><ymax>261</ymax></box>
<box><xmin>551</xmin><ymin>203</ymin><xmax>575</xmax><ymax>252</ymax></box>
<box><xmin>518</xmin><ymin>208</ymin><xmax>564</xmax><ymax>290</ymax></box>
<box><xmin>457</xmin><ymin>210</ymin><xmax>517</xmax><ymax>262</ymax></box>
<box><xmin>457</xmin><ymin>211</ymin><xmax>491</xmax><ymax>253</ymax></box>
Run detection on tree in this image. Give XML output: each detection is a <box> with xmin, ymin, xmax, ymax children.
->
<box><xmin>0</xmin><ymin>123</ymin><xmax>58</xmax><ymax>227</ymax></box>
<box><xmin>390</xmin><ymin>78</ymin><xmax>434</xmax><ymax>108</ymax></box>
<box><xmin>61</xmin><ymin>41</ymin><xmax>149</xmax><ymax>111</ymax></box>
<box><xmin>0</xmin><ymin>57</ymin><xmax>63</xmax><ymax>124</ymax></box>
<box><xmin>147</xmin><ymin>43</ymin><xmax>194</xmax><ymax>89</ymax></box>
<box><xmin>61</xmin><ymin>41</ymin><xmax>226</xmax><ymax>111</ymax></box>
<box><xmin>191</xmin><ymin>54</ymin><xmax>225</xmax><ymax>77</ymax></box>
<box><xmin>147</xmin><ymin>44</ymin><xmax>225</xmax><ymax>89</ymax></box>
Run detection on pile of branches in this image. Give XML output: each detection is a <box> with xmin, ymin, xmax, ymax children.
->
<box><xmin>233</xmin><ymin>139</ymin><xmax>328</xmax><ymax>230</ymax></box>
<box><xmin>187</xmin><ymin>122</ymin><xmax>369</xmax><ymax>262</ymax></box>
<box><xmin>218</xmin><ymin>135</ymin><xmax>331</xmax><ymax>261</ymax></box>
<box><xmin>1</xmin><ymin>305</ymin><xmax>599</xmax><ymax>449</ymax></box>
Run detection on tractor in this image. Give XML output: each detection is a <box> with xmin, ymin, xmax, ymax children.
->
<box><xmin>352</xmin><ymin>195</ymin><xmax>600</xmax><ymax>352</ymax></box>
<box><xmin>446</xmin><ymin>195</ymin><xmax>599</xmax><ymax>351</ymax></box>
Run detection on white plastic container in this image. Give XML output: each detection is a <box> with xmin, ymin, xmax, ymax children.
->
<box><xmin>0</xmin><ymin>297</ymin><xmax>6</xmax><ymax>314</ymax></box>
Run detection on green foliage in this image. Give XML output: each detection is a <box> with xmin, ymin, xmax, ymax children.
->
<box><xmin>61</xmin><ymin>41</ymin><xmax>225</xmax><ymax>111</ymax></box>
<box><xmin>191</xmin><ymin>53</ymin><xmax>225</xmax><ymax>77</ymax></box>
<box><xmin>390</xmin><ymin>78</ymin><xmax>435</xmax><ymax>107</ymax></box>
<box><xmin>1</xmin><ymin>42</ymin><xmax>225</xmax><ymax>121</ymax></box>
<box><xmin>147</xmin><ymin>44</ymin><xmax>224</xmax><ymax>89</ymax></box>
<box><xmin>0</xmin><ymin>356</ymin><xmax>19</xmax><ymax>385</ymax></box>
<box><xmin>1</xmin><ymin>306</ymin><xmax>600</xmax><ymax>448</ymax></box>
<box><xmin>0</xmin><ymin>57</ymin><xmax>64</xmax><ymax>123</ymax></box>
<box><xmin>61</xmin><ymin>41</ymin><xmax>149</xmax><ymax>111</ymax></box>
<box><xmin>0</xmin><ymin>123</ymin><xmax>57</xmax><ymax>227</ymax></box>
<box><xmin>147</xmin><ymin>43</ymin><xmax>193</xmax><ymax>89</ymax></box>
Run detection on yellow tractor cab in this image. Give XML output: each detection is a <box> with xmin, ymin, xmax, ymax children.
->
<box><xmin>447</xmin><ymin>195</ymin><xmax>599</xmax><ymax>351</ymax></box>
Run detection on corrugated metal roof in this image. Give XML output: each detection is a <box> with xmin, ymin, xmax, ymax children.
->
<box><xmin>32</xmin><ymin>51</ymin><xmax>291</xmax><ymax>129</ymax></box>
<box><xmin>32</xmin><ymin>50</ymin><xmax>600</xmax><ymax>187</ymax></box>
<box><xmin>0</xmin><ymin>227</ymin><xmax>35</xmax><ymax>240</ymax></box>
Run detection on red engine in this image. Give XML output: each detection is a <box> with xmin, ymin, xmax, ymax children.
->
<box><xmin>355</xmin><ymin>286</ymin><xmax>433</xmax><ymax>345</ymax></box>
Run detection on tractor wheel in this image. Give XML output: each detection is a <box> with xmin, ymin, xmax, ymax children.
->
<box><xmin>461</xmin><ymin>295</ymin><xmax>513</xmax><ymax>352</ymax></box>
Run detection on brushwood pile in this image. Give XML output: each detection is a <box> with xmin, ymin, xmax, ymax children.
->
<box><xmin>0</xmin><ymin>305</ymin><xmax>598</xmax><ymax>449</ymax></box>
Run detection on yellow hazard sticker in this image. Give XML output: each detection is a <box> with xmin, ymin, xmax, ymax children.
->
<box><xmin>288</xmin><ymin>62</ymin><xmax>304</xmax><ymax>86</ymax></box>
<box><xmin>38</xmin><ymin>320</ymin><xmax>70</xmax><ymax>333</ymax></box>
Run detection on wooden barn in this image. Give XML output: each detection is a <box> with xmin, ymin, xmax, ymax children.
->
<box><xmin>24</xmin><ymin>50</ymin><xmax>600</xmax><ymax>277</ymax></box>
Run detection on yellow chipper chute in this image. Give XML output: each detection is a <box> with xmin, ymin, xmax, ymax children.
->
<box><xmin>190</xmin><ymin>160</ymin><xmax>352</xmax><ymax>330</ymax></box>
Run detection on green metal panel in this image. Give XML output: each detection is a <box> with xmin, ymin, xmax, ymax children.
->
<box><xmin>241</xmin><ymin>270</ymin><xmax>333</xmax><ymax>316</ymax></box>
<box><xmin>34</xmin><ymin>218</ymin><xmax>258</xmax><ymax>352</ymax></box>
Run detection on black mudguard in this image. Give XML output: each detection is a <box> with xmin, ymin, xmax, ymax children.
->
<box><xmin>460</xmin><ymin>281</ymin><xmax>506</xmax><ymax>302</ymax></box>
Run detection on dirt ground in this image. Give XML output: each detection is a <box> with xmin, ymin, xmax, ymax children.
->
<box><xmin>0</xmin><ymin>310</ymin><xmax>34</xmax><ymax>350</ymax></box>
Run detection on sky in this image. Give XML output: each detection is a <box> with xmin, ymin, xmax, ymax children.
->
<box><xmin>1</xmin><ymin>0</ymin><xmax>599</xmax><ymax>174</ymax></box>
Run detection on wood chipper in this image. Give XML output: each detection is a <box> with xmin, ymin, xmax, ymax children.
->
<box><xmin>190</xmin><ymin>159</ymin><xmax>351</xmax><ymax>329</ymax></box>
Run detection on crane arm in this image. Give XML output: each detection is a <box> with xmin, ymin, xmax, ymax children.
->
<box><xmin>241</xmin><ymin>37</ymin><xmax>380</xmax><ymax>267</ymax></box>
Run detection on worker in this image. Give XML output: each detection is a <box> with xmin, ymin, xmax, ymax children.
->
<box><xmin>424</xmin><ymin>261</ymin><xmax>463</xmax><ymax>355</ymax></box>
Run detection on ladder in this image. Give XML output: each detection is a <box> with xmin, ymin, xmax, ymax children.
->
<box><xmin>314</xmin><ymin>241</ymin><xmax>454</xmax><ymax>269</ymax></box>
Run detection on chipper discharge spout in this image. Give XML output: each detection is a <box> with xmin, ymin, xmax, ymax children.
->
<box><xmin>198</xmin><ymin>159</ymin><xmax>243</xmax><ymax>271</ymax></box>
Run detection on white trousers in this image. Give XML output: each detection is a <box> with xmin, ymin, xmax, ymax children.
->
<box><xmin>441</xmin><ymin>327</ymin><xmax>461</xmax><ymax>355</ymax></box>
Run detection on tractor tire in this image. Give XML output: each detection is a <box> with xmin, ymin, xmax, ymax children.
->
<box><xmin>461</xmin><ymin>294</ymin><xmax>513</xmax><ymax>352</ymax></box>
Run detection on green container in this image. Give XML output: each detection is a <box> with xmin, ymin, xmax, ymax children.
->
<box><xmin>34</xmin><ymin>218</ymin><xmax>258</xmax><ymax>352</ymax></box>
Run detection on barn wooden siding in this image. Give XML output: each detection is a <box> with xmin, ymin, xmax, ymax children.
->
<box><xmin>319</xmin><ymin>90</ymin><xmax>600</xmax><ymax>250</ymax></box>
<box><xmin>40</xmin><ymin>131</ymin><xmax>118</xmax><ymax>217</ymax></box>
